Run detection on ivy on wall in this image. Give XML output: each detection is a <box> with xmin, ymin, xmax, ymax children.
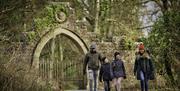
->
<box><xmin>34</xmin><ymin>4</ymin><xmax>68</xmax><ymax>34</ymax></box>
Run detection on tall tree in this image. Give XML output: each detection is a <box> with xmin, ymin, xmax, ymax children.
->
<box><xmin>141</xmin><ymin>0</ymin><xmax>180</xmax><ymax>86</ymax></box>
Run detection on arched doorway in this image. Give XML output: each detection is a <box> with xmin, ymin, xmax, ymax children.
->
<box><xmin>32</xmin><ymin>27</ymin><xmax>88</xmax><ymax>90</ymax></box>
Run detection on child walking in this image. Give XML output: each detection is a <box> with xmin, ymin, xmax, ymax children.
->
<box><xmin>112</xmin><ymin>52</ymin><xmax>126</xmax><ymax>91</ymax></box>
<box><xmin>99</xmin><ymin>57</ymin><xmax>113</xmax><ymax>91</ymax></box>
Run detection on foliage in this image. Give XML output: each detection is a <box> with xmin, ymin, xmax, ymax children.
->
<box><xmin>34</xmin><ymin>4</ymin><xmax>68</xmax><ymax>33</ymax></box>
<box><xmin>34</xmin><ymin>5</ymin><xmax>55</xmax><ymax>31</ymax></box>
<box><xmin>139</xmin><ymin>0</ymin><xmax>180</xmax><ymax>88</ymax></box>
<box><xmin>1</xmin><ymin>0</ymin><xmax>179</xmax><ymax>90</ymax></box>
<box><xmin>143</xmin><ymin>11</ymin><xmax>180</xmax><ymax>87</ymax></box>
<box><xmin>100</xmin><ymin>0</ymin><xmax>142</xmax><ymax>48</ymax></box>
<box><xmin>0</xmin><ymin>1</ymin><xmax>61</xmax><ymax>91</ymax></box>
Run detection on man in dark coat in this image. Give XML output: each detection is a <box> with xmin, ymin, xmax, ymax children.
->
<box><xmin>134</xmin><ymin>44</ymin><xmax>155</xmax><ymax>91</ymax></box>
<box><xmin>83</xmin><ymin>43</ymin><xmax>102</xmax><ymax>91</ymax></box>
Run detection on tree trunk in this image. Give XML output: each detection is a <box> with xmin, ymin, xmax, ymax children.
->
<box><xmin>94</xmin><ymin>0</ymin><xmax>100</xmax><ymax>33</ymax></box>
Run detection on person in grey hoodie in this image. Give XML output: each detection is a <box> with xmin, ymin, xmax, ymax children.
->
<box><xmin>83</xmin><ymin>43</ymin><xmax>102</xmax><ymax>91</ymax></box>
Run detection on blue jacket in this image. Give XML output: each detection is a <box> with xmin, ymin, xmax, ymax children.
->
<box><xmin>99</xmin><ymin>63</ymin><xmax>113</xmax><ymax>81</ymax></box>
<box><xmin>112</xmin><ymin>59</ymin><xmax>126</xmax><ymax>78</ymax></box>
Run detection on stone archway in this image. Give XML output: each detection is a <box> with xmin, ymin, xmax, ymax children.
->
<box><xmin>31</xmin><ymin>27</ymin><xmax>88</xmax><ymax>90</ymax></box>
<box><xmin>32</xmin><ymin>27</ymin><xmax>88</xmax><ymax>69</ymax></box>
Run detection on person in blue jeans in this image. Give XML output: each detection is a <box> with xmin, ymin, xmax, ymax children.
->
<box><xmin>112</xmin><ymin>52</ymin><xmax>126</xmax><ymax>91</ymax></box>
<box><xmin>99</xmin><ymin>57</ymin><xmax>114</xmax><ymax>91</ymax></box>
<box><xmin>134</xmin><ymin>44</ymin><xmax>155</xmax><ymax>91</ymax></box>
<box><xmin>83</xmin><ymin>43</ymin><xmax>102</xmax><ymax>91</ymax></box>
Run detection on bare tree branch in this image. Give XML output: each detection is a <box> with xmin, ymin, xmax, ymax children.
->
<box><xmin>0</xmin><ymin>7</ymin><xmax>15</xmax><ymax>14</ymax></box>
<box><xmin>80</xmin><ymin>0</ymin><xmax>91</xmax><ymax>13</ymax></box>
<box><xmin>136</xmin><ymin>0</ymin><xmax>153</xmax><ymax>5</ymax></box>
<box><xmin>136</xmin><ymin>25</ymin><xmax>153</xmax><ymax>30</ymax></box>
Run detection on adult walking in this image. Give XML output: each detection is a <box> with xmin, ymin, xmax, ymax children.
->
<box><xmin>134</xmin><ymin>44</ymin><xmax>155</xmax><ymax>91</ymax></box>
<box><xmin>83</xmin><ymin>43</ymin><xmax>102</xmax><ymax>91</ymax></box>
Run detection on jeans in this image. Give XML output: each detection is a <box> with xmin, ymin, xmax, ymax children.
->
<box><xmin>104</xmin><ymin>81</ymin><xmax>110</xmax><ymax>91</ymax></box>
<box><xmin>140</xmin><ymin>71</ymin><xmax>148</xmax><ymax>91</ymax></box>
<box><xmin>88</xmin><ymin>70</ymin><xmax>98</xmax><ymax>91</ymax></box>
<box><xmin>140</xmin><ymin>80</ymin><xmax>148</xmax><ymax>91</ymax></box>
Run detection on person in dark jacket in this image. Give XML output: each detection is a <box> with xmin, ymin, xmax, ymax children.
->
<box><xmin>99</xmin><ymin>57</ymin><xmax>113</xmax><ymax>91</ymax></box>
<box><xmin>83</xmin><ymin>43</ymin><xmax>102</xmax><ymax>91</ymax></box>
<box><xmin>112</xmin><ymin>52</ymin><xmax>126</xmax><ymax>91</ymax></box>
<box><xmin>134</xmin><ymin>44</ymin><xmax>155</xmax><ymax>91</ymax></box>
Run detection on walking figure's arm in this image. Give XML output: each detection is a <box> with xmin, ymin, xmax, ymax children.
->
<box><xmin>134</xmin><ymin>57</ymin><xmax>138</xmax><ymax>76</ymax></box>
<box><xmin>122</xmin><ymin>62</ymin><xmax>126</xmax><ymax>79</ymax></box>
<box><xmin>83</xmin><ymin>54</ymin><xmax>88</xmax><ymax>75</ymax></box>
<box><xmin>99</xmin><ymin>66</ymin><xmax>103</xmax><ymax>82</ymax></box>
<box><xmin>149</xmin><ymin>58</ymin><xmax>155</xmax><ymax>72</ymax></box>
